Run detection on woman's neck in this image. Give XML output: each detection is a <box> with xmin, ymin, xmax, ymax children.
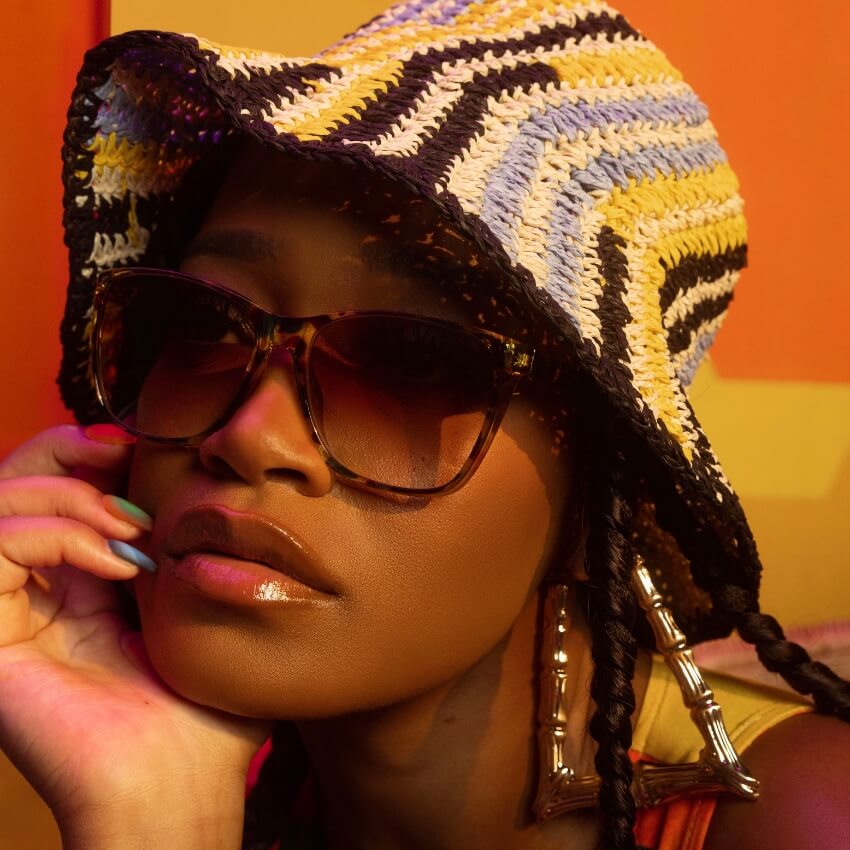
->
<box><xmin>297</xmin><ymin>589</ymin><xmax>651</xmax><ymax>850</ymax></box>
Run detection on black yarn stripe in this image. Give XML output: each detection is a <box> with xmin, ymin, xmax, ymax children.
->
<box><xmin>60</xmin><ymin>35</ymin><xmax>124</xmax><ymax>424</ymax></box>
<box><xmin>593</xmin><ymin>227</ymin><xmax>731</xmax><ymax>573</ymax></box>
<box><xmin>596</xmin><ymin>226</ymin><xmax>640</xmax><ymax>375</ymax></box>
<box><xmin>658</xmin><ymin>245</ymin><xmax>746</xmax><ymax>313</ymax></box>
<box><xmin>209</xmin><ymin>61</ymin><xmax>339</xmax><ymax>123</ymax></box>
<box><xmin>88</xmin><ymin>195</ymin><xmax>133</xmax><ymax>241</ymax></box>
<box><xmin>665</xmin><ymin>291</ymin><xmax>733</xmax><ymax>356</ymax></box>
<box><xmin>413</xmin><ymin>61</ymin><xmax>560</xmax><ymax>186</ymax></box>
<box><xmin>324</xmin><ymin>11</ymin><xmax>641</xmax><ymax>143</ymax></box>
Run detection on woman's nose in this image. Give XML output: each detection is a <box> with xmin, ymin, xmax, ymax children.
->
<box><xmin>197</xmin><ymin>350</ymin><xmax>334</xmax><ymax>496</ymax></box>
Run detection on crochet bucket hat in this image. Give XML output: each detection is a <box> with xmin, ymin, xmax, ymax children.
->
<box><xmin>59</xmin><ymin>0</ymin><xmax>756</xmax><ymax>643</ymax></box>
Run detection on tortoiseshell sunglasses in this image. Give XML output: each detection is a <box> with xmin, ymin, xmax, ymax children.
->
<box><xmin>92</xmin><ymin>268</ymin><xmax>535</xmax><ymax>495</ymax></box>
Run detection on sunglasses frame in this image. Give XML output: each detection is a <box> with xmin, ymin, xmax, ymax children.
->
<box><xmin>91</xmin><ymin>267</ymin><xmax>536</xmax><ymax>496</ymax></box>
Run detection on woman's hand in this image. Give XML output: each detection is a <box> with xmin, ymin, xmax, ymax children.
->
<box><xmin>0</xmin><ymin>425</ymin><xmax>273</xmax><ymax>847</ymax></box>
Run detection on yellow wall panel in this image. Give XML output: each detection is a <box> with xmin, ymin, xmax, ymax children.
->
<box><xmin>112</xmin><ymin>0</ymin><xmax>387</xmax><ymax>55</ymax></box>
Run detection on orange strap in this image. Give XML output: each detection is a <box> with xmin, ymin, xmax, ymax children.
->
<box><xmin>633</xmin><ymin>793</ymin><xmax>716</xmax><ymax>850</ymax></box>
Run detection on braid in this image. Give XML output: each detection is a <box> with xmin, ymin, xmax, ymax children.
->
<box><xmin>585</xmin><ymin>433</ymin><xmax>640</xmax><ymax>850</ymax></box>
<box><xmin>242</xmin><ymin>722</ymin><xmax>310</xmax><ymax>850</ymax></box>
<box><xmin>650</xmin><ymin>482</ymin><xmax>850</xmax><ymax>722</ymax></box>
<box><xmin>714</xmin><ymin>584</ymin><xmax>850</xmax><ymax>720</ymax></box>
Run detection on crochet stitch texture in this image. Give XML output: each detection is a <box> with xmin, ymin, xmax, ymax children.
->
<box><xmin>58</xmin><ymin>0</ymin><xmax>756</xmax><ymax>640</ymax></box>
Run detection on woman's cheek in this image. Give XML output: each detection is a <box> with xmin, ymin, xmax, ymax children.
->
<box><xmin>126</xmin><ymin>441</ymin><xmax>180</xmax><ymax>516</ymax></box>
<box><xmin>357</xmin><ymin>462</ymin><xmax>554</xmax><ymax>662</ymax></box>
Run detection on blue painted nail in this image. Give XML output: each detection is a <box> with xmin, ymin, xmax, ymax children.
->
<box><xmin>108</xmin><ymin>539</ymin><xmax>158</xmax><ymax>574</ymax></box>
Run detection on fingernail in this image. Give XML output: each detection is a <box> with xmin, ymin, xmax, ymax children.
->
<box><xmin>103</xmin><ymin>495</ymin><xmax>154</xmax><ymax>531</ymax></box>
<box><xmin>84</xmin><ymin>424</ymin><xmax>136</xmax><ymax>445</ymax></box>
<box><xmin>108</xmin><ymin>539</ymin><xmax>158</xmax><ymax>573</ymax></box>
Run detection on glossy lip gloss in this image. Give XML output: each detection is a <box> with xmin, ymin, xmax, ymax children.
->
<box><xmin>159</xmin><ymin>504</ymin><xmax>337</xmax><ymax>608</ymax></box>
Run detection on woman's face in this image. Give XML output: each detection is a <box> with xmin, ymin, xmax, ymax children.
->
<box><xmin>128</xmin><ymin>142</ymin><xmax>577</xmax><ymax>719</ymax></box>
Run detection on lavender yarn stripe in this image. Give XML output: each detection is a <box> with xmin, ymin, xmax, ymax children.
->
<box><xmin>382</xmin><ymin>0</ymin><xmax>480</xmax><ymax>26</ymax></box>
<box><xmin>480</xmin><ymin>91</ymin><xmax>710</xmax><ymax>249</ymax></box>
<box><xmin>676</xmin><ymin>325</ymin><xmax>721</xmax><ymax>387</ymax></box>
<box><xmin>480</xmin><ymin>138</ymin><xmax>728</xmax><ymax>311</ymax></box>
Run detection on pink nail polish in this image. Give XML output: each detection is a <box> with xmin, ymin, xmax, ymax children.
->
<box><xmin>84</xmin><ymin>424</ymin><xmax>137</xmax><ymax>445</ymax></box>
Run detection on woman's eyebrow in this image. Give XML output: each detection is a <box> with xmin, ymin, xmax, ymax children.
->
<box><xmin>360</xmin><ymin>240</ymin><xmax>469</xmax><ymax>283</ymax></box>
<box><xmin>178</xmin><ymin>229</ymin><xmax>279</xmax><ymax>264</ymax></box>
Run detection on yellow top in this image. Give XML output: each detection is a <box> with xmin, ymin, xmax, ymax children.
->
<box><xmin>630</xmin><ymin>654</ymin><xmax>813</xmax><ymax>850</ymax></box>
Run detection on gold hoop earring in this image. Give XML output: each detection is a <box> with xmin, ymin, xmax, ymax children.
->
<box><xmin>532</xmin><ymin>555</ymin><xmax>759</xmax><ymax>822</ymax></box>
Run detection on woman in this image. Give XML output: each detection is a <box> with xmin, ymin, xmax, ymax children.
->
<box><xmin>1</xmin><ymin>1</ymin><xmax>848</xmax><ymax>848</ymax></box>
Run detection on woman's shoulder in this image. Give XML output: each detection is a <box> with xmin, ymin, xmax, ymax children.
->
<box><xmin>704</xmin><ymin>711</ymin><xmax>850</xmax><ymax>850</ymax></box>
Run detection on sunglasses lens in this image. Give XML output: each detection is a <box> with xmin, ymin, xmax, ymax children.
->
<box><xmin>96</xmin><ymin>272</ymin><xmax>257</xmax><ymax>439</ymax></box>
<box><xmin>308</xmin><ymin>315</ymin><xmax>497</xmax><ymax>490</ymax></box>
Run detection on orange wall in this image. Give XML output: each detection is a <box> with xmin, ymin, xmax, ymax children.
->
<box><xmin>0</xmin><ymin>1</ymin><xmax>109</xmax><ymax>457</ymax></box>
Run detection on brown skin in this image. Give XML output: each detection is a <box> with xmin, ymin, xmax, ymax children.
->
<box><xmin>705</xmin><ymin>713</ymin><xmax>850</xmax><ymax>850</ymax></box>
<box><xmin>126</xmin><ymin>143</ymin><xmax>850</xmax><ymax>849</ymax></box>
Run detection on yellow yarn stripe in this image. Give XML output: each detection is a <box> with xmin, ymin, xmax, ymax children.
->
<box><xmin>193</xmin><ymin>5</ymin><xmax>666</xmax><ymax>142</ymax></box>
<box><xmin>284</xmin><ymin>60</ymin><xmax>405</xmax><ymax>141</ymax></box>
<box><xmin>89</xmin><ymin>133</ymin><xmax>156</xmax><ymax>174</ymax></box>
<box><xmin>86</xmin><ymin>133</ymin><xmax>192</xmax><ymax>197</ymax></box>
<box><xmin>597</xmin><ymin>164</ymin><xmax>744</xmax><ymax>458</ymax></box>
<box><xmin>655</xmin><ymin>215</ymin><xmax>747</xmax><ymax>273</ymax></box>
<box><xmin>626</xmin><ymin>244</ymin><xmax>695</xmax><ymax>458</ymax></box>
<box><xmin>283</xmin><ymin>43</ymin><xmax>672</xmax><ymax>141</ymax></box>
<box><xmin>549</xmin><ymin>45</ymin><xmax>682</xmax><ymax>87</ymax></box>
<box><xmin>194</xmin><ymin>35</ymin><xmax>271</xmax><ymax>61</ymax></box>
<box><xmin>322</xmin><ymin>1</ymin><xmax>616</xmax><ymax>65</ymax></box>
<box><xmin>599</xmin><ymin>163</ymin><xmax>742</xmax><ymax>237</ymax></box>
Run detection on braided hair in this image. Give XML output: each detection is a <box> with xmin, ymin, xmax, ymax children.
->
<box><xmin>584</xmin><ymin>433</ymin><xmax>640</xmax><ymax>849</ymax></box>
<box><xmin>651</xmin><ymin>478</ymin><xmax>850</xmax><ymax>724</ymax></box>
<box><xmin>580</xmin><ymin>411</ymin><xmax>850</xmax><ymax>849</ymax></box>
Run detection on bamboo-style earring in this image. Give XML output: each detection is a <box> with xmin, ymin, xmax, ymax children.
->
<box><xmin>532</xmin><ymin>554</ymin><xmax>759</xmax><ymax>821</ymax></box>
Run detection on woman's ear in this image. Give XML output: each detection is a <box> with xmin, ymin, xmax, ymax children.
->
<box><xmin>547</xmin><ymin>497</ymin><xmax>589</xmax><ymax>585</ymax></box>
<box><xmin>565</xmin><ymin>518</ymin><xmax>589</xmax><ymax>583</ymax></box>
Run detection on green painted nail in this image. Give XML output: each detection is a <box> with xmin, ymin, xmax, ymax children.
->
<box><xmin>108</xmin><ymin>540</ymin><xmax>158</xmax><ymax>573</ymax></box>
<box><xmin>103</xmin><ymin>495</ymin><xmax>153</xmax><ymax>531</ymax></box>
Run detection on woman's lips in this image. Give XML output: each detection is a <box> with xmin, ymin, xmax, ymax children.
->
<box><xmin>159</xmin><ymin>504</ymin><xmax>337</xmax><ymax>604</ymax></box>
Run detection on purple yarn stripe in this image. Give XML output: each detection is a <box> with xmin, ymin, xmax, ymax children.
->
<box><xmin>480</xmin><ymin>91</ymin><xmax>709</xmax><ymax>250</ymax></box>
<box><xmin>478</xmin><ymin>136</ymin><xmax>726</xmax><ymax>326</ymax></box>
<box><xmin>374</xmin><ymin>0</ymin><xmax>478</xmax><ymax>29</ymax></box>
<box><xmin>542</xmin><ymin>140</ymin><xmax>727</xmax><ymax>317</ymax></box>
<box><xmin>676</xmin><ymin>325</ymin><xmax>721</xmax><ymax>387</ymax></box>
<box><xmin>93</xmin><ymin>80</ymin><xmax>164</xmax><ymax>145</ymax></box>
<box><xmin>429</xmin><ymin>0</ymin><xmax>481</xmax><ymax>25</ymax></box>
